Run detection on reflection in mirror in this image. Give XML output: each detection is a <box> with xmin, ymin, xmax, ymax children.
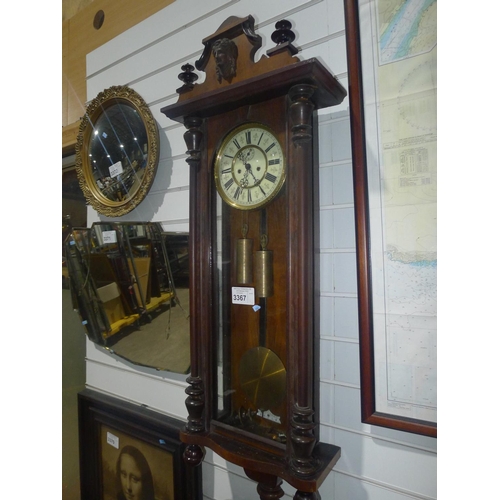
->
<box><xmin>65</xmin><ymin>222</ymin><xmax>190</xmax><ymax>373</ymax></box>
<box><xmin>89</xmin><ymin>102</ymin><xmax>148</xmax><ymax>203</ymax></box>
<box><xmin>75</xmin><ymin>86</ymin><xmax>160</xmax><ymax>217</ymax></box>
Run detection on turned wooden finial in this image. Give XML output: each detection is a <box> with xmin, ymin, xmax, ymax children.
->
<box><xmin>177</xmin><ymin>63</ymin><xmax>199</xmax><ymax>94</ymax></box>
<box><xmin>267</xmin><ymin>19</ymin><xmax>298</xmax><ymax>57</ymax></box>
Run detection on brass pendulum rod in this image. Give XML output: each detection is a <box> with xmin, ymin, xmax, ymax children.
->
<box><xmin>255</xmin><ymin>210</ymin><xmax>273</xmax><ymax>348</ymax></box>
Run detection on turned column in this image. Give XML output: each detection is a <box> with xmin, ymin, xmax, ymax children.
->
<box><xmin>288</xmin><ymin>83</ymin><xmax>319</xmax><ymax>480</ymax></box>
<box><xmin>182</xmin><ymin>115</ymin><xmax>206</xmax><ymax>466</ymax></box>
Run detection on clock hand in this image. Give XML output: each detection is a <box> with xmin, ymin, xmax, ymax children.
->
<box><xmin>245</xmin><ymin>163</ymin><xmax>259</xmax><ymax>185</ymax></box>
<box><xmin>239</xmin><ymin>168</ymin><xmax>250</xmax><ymax>187</ymax></box>
<box><xmin>237</xmin><ymin>148</ymin><xmax>255</xmax><ymax>163</ymax></box>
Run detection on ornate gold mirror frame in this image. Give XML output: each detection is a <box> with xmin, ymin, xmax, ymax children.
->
<box><xmin>75</xmin><ymin>86</ymin><xmax>159</xmax><ymax>217</ymax></box>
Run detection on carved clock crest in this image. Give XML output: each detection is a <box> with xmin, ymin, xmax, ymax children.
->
<box><xmin>212</xmin><ymin>38</ymin><xmax>238</xmax><ymax>82</ymax></box>
<box><xmin>162</xmin><ymin>15</ymin><xmax>347</xmax><ymax>500</ymax></box>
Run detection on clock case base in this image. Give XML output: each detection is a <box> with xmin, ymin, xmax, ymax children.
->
<box><xmin>161</xmin><ymin>15</ymin><xmax>346</xmax><ymax>499</ymax></box>
<box><xmin>183</xmin><ymin>430</ymin><xmax>341</xmax><ymax>496</ymax></box>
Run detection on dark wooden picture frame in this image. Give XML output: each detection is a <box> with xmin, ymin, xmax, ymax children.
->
<box><xmin>344</xmin><ymin>0</ymin><xmax>437</xmax><ymax>437</ymax></box>
<box><xmin>78</xmin><ymin>389</ymin><xmax>202</xmax><ymax>499</ymax></box>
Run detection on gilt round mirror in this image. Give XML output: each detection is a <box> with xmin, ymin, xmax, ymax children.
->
<box><xmin>75</xmin><ymin>86</ymin><xmax>159</xmax><ymax>217</ymax></box>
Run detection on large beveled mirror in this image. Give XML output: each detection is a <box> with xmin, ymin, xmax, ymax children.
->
<box><xmin>75</xmin><ymin>86</ymin><xmax>159</xmax><ymax>217</ymax></box>
<box><xmin>65</xmin><ymin>222</ymin><xmax>190</xmax><ymax>373</ymax></box>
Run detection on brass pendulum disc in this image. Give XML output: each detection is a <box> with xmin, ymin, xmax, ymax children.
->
<box><xmin>239</xmin><ymin>346</ymin><xmax>286</xmax><ymax>411</ymax></box>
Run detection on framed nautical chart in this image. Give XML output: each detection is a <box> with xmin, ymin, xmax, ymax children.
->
<box><xmin>344</xmin><ymin>0</ymin><xmax>437</xmax><ymax>436</ymax></box>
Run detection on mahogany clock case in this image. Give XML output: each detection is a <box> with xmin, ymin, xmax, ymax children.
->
<box><xmin>161</xmin><ymin>15</ymin><xmax>347</xmax><ymax>498</ymax></box>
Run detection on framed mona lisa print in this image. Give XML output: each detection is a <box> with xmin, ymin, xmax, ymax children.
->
<box><xmin>78</xmin><ymin>389</ymin><xmax>202</xmax><ymax>500</ymax></box>
<box><xmin>100</xmin><ymin>425</ymin><xmax>174</xmax><ymax>500</ymax></box>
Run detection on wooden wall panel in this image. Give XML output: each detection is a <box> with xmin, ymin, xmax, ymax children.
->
<box><xmin>62</xmin><ymin>20</ymin><xmax>69</xmax><ymax>131</ymax></box>
<box><xmin>62</xmin><ymin>120</ymin><xmax>80</xmax><ymax>156</ymax></box>
<box><xmin>62</xmin><ymin>0</ymin><xmax>175</xmax><ymax>150</ymax></box>
<box><xmin>62</xmin><ymin>0</ymin><xmax>95</xmax><ymax>22</ymax></box>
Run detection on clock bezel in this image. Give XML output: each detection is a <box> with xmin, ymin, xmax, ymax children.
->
<box><xmin>214</xmin><ymin>122</ymin><xmax>286</xmax><ymax>211</ymax></box>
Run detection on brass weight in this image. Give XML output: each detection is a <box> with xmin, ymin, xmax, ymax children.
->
<box><xmin>236</xmin><ymin>224</ymin><xmax>253</xmax><ymax>285</ymax></box>
<box><xmin>254</xmin><ymin>234</ymin><xmax>273</xmax><ymax>298</ymax></box>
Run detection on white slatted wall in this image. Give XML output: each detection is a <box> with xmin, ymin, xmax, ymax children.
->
<box><xmin>84</xmin><ymin>0</ymin><xmax>437</xmax><ymax>498</ymax></box>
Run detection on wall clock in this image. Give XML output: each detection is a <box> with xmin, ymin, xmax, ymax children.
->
<box><xmin>161</xmin><ymin>16</ymin><xmax>347</xmax><ymax>500</ymax></box>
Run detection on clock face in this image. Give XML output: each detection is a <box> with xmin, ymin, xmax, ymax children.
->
<box><xmin>214</xmin><ymin>123</ymin><xmax>286</xmax><ymax>210</ymax></box>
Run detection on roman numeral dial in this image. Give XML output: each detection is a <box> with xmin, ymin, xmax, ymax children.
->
<box><xmin>214</xmin><ymin>123</ymin><xmax>286</xmax><ymax>210</ymax></box>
